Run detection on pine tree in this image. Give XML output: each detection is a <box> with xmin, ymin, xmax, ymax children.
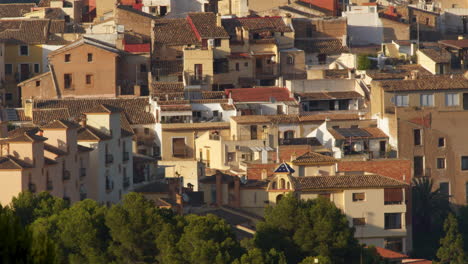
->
<box><xmin>436</xmin><ymin>213</ymin><xmax>466</xmax><ymax>264</ymax></box>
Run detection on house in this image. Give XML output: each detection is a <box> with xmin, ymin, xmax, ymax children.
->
<box><xmin>439</xmin><ymin>38</ymin><xmax>468</xmax><ymax>70</ymax></box>
<box><xmin>416</xmin><ymin>47</ymin><xmax>452</xmax><ymax>75</ymax></box>
<box><xmin>19</xmin><ymin>37</ymin><xmax>151</xmax><ymax>103</ymax></box>
<box><xmin>370</xmin><ymin>73</ymin><xmax>468</xmax><ymax>205</ymax></box>
<box><xmin>0</xmin><ymin>121</ymin><xmax>93</xmax><ymax>206</ymax></box>
<box><xmin>267</xmin><ymin>162</ymin><xmax>409</xmax><ymax>253</ymax></box>
<box><xmin>0</xmin><ymin>19</ymin><xmax>69</xmax><ymax>106</ymax></box>
<box><xmin>342</xmin><ymin>4</ymin><xmax>383</xmax><ymax>46</ymax></box>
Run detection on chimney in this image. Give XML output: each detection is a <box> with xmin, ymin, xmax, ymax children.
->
<box><xmin>24</xmin><ymin>99</ymin><xmax>33</xmax><ymax>119</ymax></box>
<box><xmin>410</xmin><ymin>70</ymin><xmax>420</xmax><ymax>80</ymax></box>
<box><xmin>216</xmin><ymin>13</ymin><xmax>222</xmax><ymax>27</ymax></box>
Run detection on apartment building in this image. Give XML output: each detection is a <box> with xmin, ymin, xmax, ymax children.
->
<box><xmin>371</xmin><ymin>73</ymin><xmax>468</xmax><ymax>205</ymax></box>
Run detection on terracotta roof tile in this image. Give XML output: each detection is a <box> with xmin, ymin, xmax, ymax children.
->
<box><xmin>222</xmin><ymin>16</ymin><xmax>292</xmax><ymax>35</ymax></box>
<box><xmin>153</xmin><ymin>18</ymin><xmax>198</xmax><ymax>46</ymax></box>
<box><xmin>162</xmin><ymin>122</ymin><xmax>230</xmax><ymax>131</ymax></box>
<box><xmin>160</xmin><ymin>105</ymin><xmax>192</xmax><ymax>111</ymax></box>
<box><xmin>419</xmin><ymin>48</ymin><xmax>451</xmax><ymax>63</ymax></box>
<box><xmin>292</xmin><ymin>152</ymin><xmax>337</xmax><ymax>165</ymax></box>
<box><xmin>0</xmin><ymin>3</ymin><xmax>35</xmax><ymax>18</ymax></box>
<box><xmin>152</xmin><ymin>82</ymin><xmax>184</xmax><ymax>93</ymax></box>
<box><xmin>439</xmin><ymin>39</ymin><xmax>468</xmax><ymax>49</ymax></box>
<box><xmin>0</xmin><ymin>19</ymin><xmax>66</xmax><ymax>45</ymax></box>
<box><xmin>365</xmin><ymin>64</ymin><xmax>432</xmax><ymax>80</ymax></box>
<box><xmin>231</xmin><ymin>114</ymin><xmax>299</xmax><ymax>124</ymax></box>
<box><xmin>295</xmin><ymin>39</ymin><xmax>348</xmax><ymax>54</ymax></box>
<box><xmin>225</xmin><ymin>87</ymin><xmax>294</xmax><ymax>102</ymax></box>
<box><xmin>374</xmin><ymin>247</ymin><xmax>408</xmax><ymax>259</ymax></box>
<box><xmin>0</xmin><ymin>155</ymin><xmax>33</xmax><ymax>169</ymax></box>
<box><xmin>292</xmin><ymin>174</ymin><xmax>408</xmax><ymax>190</ymax></box>
<box><xmin>375</xmin><ymin>74</ymin><xmax>468</xmax><ymax>91</ymax></box>
<box><xmin>41</xmin><ymin>119</ymin><xmax>80</xmax><ymax>129</ymax></box>
<box><xmin>188</xmin><ymin>13</ymin><xmax>229</xmax><ymax>39</ymax></box>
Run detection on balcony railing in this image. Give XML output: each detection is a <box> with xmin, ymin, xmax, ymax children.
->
<box><xmin>123</xmin><ymin>151</ymin><xmax>130</xmax><ymax>162</ymax></box>
<box><xmin>46</xmin><ymin>181</ymin><xmax>53</xmax><ymax>191</ymax></box>
<box><xmin>106</xmin><ymin>154</ymin><xmax>114</xmax><ymax>164</ymax></box>
<box><xmin>63</xmin><ymin>170</ymin><xmax>71</xmax><ymax>180</ymax></box>
<box><xmin>29</xmin><ymin>183</ymin><xmax>36</xmax><ymax>193</ymax></box>
<box><xmin>80</xmin><ymin>168</ymin><xmax>86</xmax><ymax>178</ymax></box>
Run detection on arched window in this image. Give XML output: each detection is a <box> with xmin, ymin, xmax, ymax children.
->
<box><xmin>287</xmin><ymin>55</ymin><xmax>294</xmax><ymax>65</ymax></box>
<box><xmin>280</xmin><ymin>178</ymin><xmax>286</xmax><ymax>189</ymax></box>
<box><xmin>276</xmin><ymin>194</ymin><xmax>284</xmax><ymax>204</ymax></box>
<box><xmin>272</xmin><ymin>181</ymin><xmax>277</xmax><ymax>190</ymax></box>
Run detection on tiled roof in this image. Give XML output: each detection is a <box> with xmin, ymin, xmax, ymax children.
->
<box><xmin>41</xmin><ymin>119</ymin><xmax>80</xmax><ymax>129</ymax></box>
<box><xmin>188</xmin><ymin>13</ymin><xmax>229</xmax><ymax>39</ymax></box>
<box><xmin>295</xmin><ymin>39</ymin><xmax>348</xmax><ymax>54</ymax></box>
<box><xmin>162</xmin><ymin>122</ymin><xmax>230</xmax><ymax>131</ymax></box>
<box><xmin>5</xmin><ymin>127</ymin><xmax>47</xmax><ymax>143</ymax></box>
<box><xmin>328</xmin><ymin>127</ymin><xmax>388</xmax><ymax>140</ymax></box>
<box><xmin>0</xmin><ymin>3</ymin><xmax>35</xmax><ymax>18</ymax></box>
<box><xmin>292</xmin><ymin>174</ymin><xmax>408</xmax><ymax>190</ymax></box>
<box><xmin>375</xmin><ymin>75</ymin><xmax>468</xmax><ymax>91</ymax></box>
<box><xmin>0</xmin><ymin>155</ymin><xmax>33</xmax><ymax>170</ymax></box>
<box><xmin>439</xmin><ymin>39</ymin><xmax>468</xmax><ymax>49</ymax></box>
<box><xmin>221</xmin><ymin>104</ymin><xmax>235</xmax><ymax>110</ymax></box>
<box><xmin>0</xmin><ymin>19</ymin><xmax>66</xmax><ymax>45</ymax></box>
<box><xmin>418</xmin><ymin>48</ymin><xmax>451</xmax><ymax>63</ymax></box>
<box><xmin>153</xmin><ymin>18</ymin><xmax>198</xmax><ymax>45</ymax></box>
<box><xmin>152</xmin><ymin>82</ymin><xmax>184</xmax><ymax>93</ymax></box>
<box><xmin>35</xmin><ymin>98</ymin><xmax>156</xmax><ymax>125</ymax></box>
<box><xmin>32</xmin><ymin>108</ymin><xmax>71</xmax><ymax>126</ymax></box>
<box><xmin>222</xmin><ymin>16</ymin><xmax>292</xmax><ymax>35</ymax></box>
<box><xmin>231</xmin><ymin>114</ymin><xmax>300</xmax><ymax>124</ymax></box>
<box><xmin>160</xmin><ymin>105</ymin><xmax>192</xmax><ymax>111</ymax></box>
<box><xmin>85</xmin><ymin>104</ymin><xmax>122</xmax><ymax>114</ymax></box>
<box><xmin>77</xmin><ymin>126</ymin><xmax>112</xmax><ymax>141</ymax></box>
<box><xmin>374</xmin><ymin>247</ymin><xmax>408</xmax><ymax>259</ymax></box>
<box><xmin>7</xmin><ymin>126</ymin><xmax>40</xmax><ymax>138</ymax></box>
<box><xmin>297</xmin><ymin>91</ymin><xmax>362</xmax><ymax>100</ymax></box>
<box><xmin>365</xmin><ymin>64</ymin><xmax>432</xmax><ymax>80</ymax></box>
<box><xmin>44</xmin><ymin>8</ymin><xmax>64</xmax><ymax>19</ymax></box>
<box><xmin>44</xmin><ymin>143</ymin><xmax>67</xmax><ymax>156</ymax></box>
<box><xmin>292</xmin><ymin>152</ymin><xmax>337</xmax><ymax>165</ymax></box>
<box><xmin>226</xmin><ymin>87</ymin><xmax>294</xmax><ymax>102</ymax></box>
<box><xmin>116</xmin><ymin>4</ymin><xmax>157</xmax><ymax>19</ymax></box>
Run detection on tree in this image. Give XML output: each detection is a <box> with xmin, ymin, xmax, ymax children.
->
<box><xmin>436</xmin><ymin>214</ymin><xmax>466</xmax><ymax>264</ymax></box>
<box><xmin>457</xmin><ymin>205</ymin><xmax>468</xmax><ymax>251</ymax></box>
<box><xmin>10</xmin><ymin>191</ymin><xmax>68</xmax><ymax>227</ymax></box>
<box><xmin>254</xmin><ymin>194</ymin><xmax>361</xmax><ymax>263</ymax></box>
<box><xmin>106</xmin><ymin>192</ymin><xmax>174</xmax><ymax>263</ymax></box>
<box><xmin>176</xmin><ymin>214</ymin><xmax>242</xmax><ymax>264</ymax></box>
<box><xmin>357</xmin><ymin>54</ymin><xmax>376</xmax><ymax>70</ymax></box>
<box><xmin>412</xmin><ymin>177</ymin><xmax>451</xmax><ymax>258</ymax></box>
<box><xmin>0</xmin><ymin>205</ymin><xmax>30</xmax><ymax>264</ymax></box>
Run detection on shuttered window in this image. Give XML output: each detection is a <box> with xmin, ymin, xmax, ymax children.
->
<box><xmin>172</xmin><ymin>138</ymin><xmax>186</xmax><ymax>157</ymax></box>
<box><xmin>384</xmin><ymin>188</ymin><xmax>403</xmax><ymax>205</ymax></box>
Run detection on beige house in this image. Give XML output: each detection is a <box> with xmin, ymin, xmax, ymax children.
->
<box><xmin>417</xmin><ymin>48</ymin><xmax>452</xmax><ymax>75</ymax></box>
<box><xmin>370</xmin><ymin>73</ymin><xmax>468</xmax><ymax>205</ymax></box>
<box><xmin>267</xmin><ymin>162</ymin><xmax>409</xmax><ymax>253</ymax></box>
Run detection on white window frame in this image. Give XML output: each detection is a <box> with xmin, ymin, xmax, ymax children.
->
<box><xmin>420</xmin><ymin>94</ymin><xmax>434</xmax><ymax>107</ymax></box>
<box><xmin>394</xmin><ymin>95</ymin><xmax>408</xmax><ymax>107</ymax></box>
<box><xmin>445</xmin><ymin>93</ymin><xmax>459</xmax><ymax>107</ymax></box>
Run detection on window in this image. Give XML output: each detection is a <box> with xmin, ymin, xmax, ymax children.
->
<box><xmin>33</xmin><ymin>64</ymin><xmax>40</xmax><ymax>73</ymax></box>
<box><xmin>437</xmin><ymin>158</ymin><xmax>445</xmax><ymax>169</ymax></box>
<box><xmin>250</xmin><ymin>125</ymin><xmax>257</xmax><ymax>140</ymax></box>
<box><xmin>352</xmin><ymin>192</ymin><xmax>365</xmax><ymax>202</ymax></box>
<box><xmin>19</xmin><ymin>45</ymin><xmax>28</xmax><ymax>56</ymax></box>
<box><xmin>5</xmin><ymin>64</ymin><xmax>12</xmax><ymax>75</ymax></box>
<box><xmin>420</xmin><ymin>94</ymin><xmax>434</xmax><ymax>107</ymax></box>
<box><xmin>462</xmin><ymin>156</ymin><xmax>468</xmax><ymax>170</ymax></box>
<box><xmin>384</xmin><ymin>188</ymin><xmax>403</xmax><ymax>205</ymax></box>
<box><xmin>414</xmin><ymin>129</ymin><xmax>421</xmax><ymax>146</ymax></box>
<box><xmin>384</xmin><ymin>213</ymin><xmax>402</xmax><ymax>229</ymax></box>
<box><xmin>65</xmin><ymin>54</ymin><xmax>71</xmax><ymax>62</ymax></box>
<box><xmin>394</xmin><ymin>95</ymin><xmax>408</xmax><ymax>107</ymax></box>
<box><xmin>244</xmin><ymin>62</ymin><xmax>248</xmax><ymax>67</ymax></box>
<box><xmin>64</xmin><ymin>74</ymin><xmax>72</xmax><ymax>89</ymax></box>
<box><xmin>414</xmin><ymin>156</ymin><xmax>424</xmax><ymax>176</ymax></box>
<box><xmin>140</xmin><ymin>64</ymin><xmax>147</xmax><ymax>72</ymax></box>
<box><xmin>385</xmin><ymin>238</ymin><xmax>403</xmax><ymax>252</ymax></box>
<box><xmin>235</xmin><ymin>63</ymin><xmax>239</xmax><ymax>71</ymax></box>
<box><xmin>85</xmin><ymin>74</ymin><xmax>93</xmax><ymax>85</ymax></box>
<box><xmin>438</xmin><ymin>137</ymin><xmax>445</xmax><ymax>147</ymax></box>
<box><xmin>287</xmin><ymin>55</ymin><xmax>294</xmax><ymax>65</ymax></box>
<box><xmin>353</xmin><ymin>218</ymin><xmax>366</xmax><ymax>226</ymax></box>
<box><xmin>446</xmin><ymin>93</ymin><xmax>459</xmax><ymax>106</ymax></box>
<box><xmin>172</xmin><ymin>138</ymin><xmax>186</xmax><ymax>157</ymax></box>
<box><xmin>439</xmin><ymin>182</ymin><xmax>449</xmax><ymax>197</ymax></box>
<box><xmin>87</xmin><ymin>53</ymin><xmax>93</xmax><ymax>62</ymax></box>
<box><xmin>214</xmin><ymin>39</ymin><xmax>221</xmax><ymax>47</ymax></box>
<box><xmin>425</xmin><ymin>18</ymin><xmax>429</xmax><ymax>25</ymax></box>
<box><xmin>213</xmin><ymin>110</ymin><xmax>219</xmax><ymax>117</ymax></box>
<box><xmin>35</xmin><ymin>80</ymin><xmax>40</xmax><ymax>87</ymax></box>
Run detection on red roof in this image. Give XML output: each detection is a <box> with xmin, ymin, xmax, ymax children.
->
<box><xmin>375</xmin><ymin>247</ymin><xmax>408</xmax><ymax>259</ymax></box>
<box><xmin>225</xmin><ymin>87</ymin><xmax>294</xmax><ymax>102</ymax></box>
<box><xmin>124</xmin><ymin>43</ymin><xmax>150</xmax><ymax>53</ymax></box>
<box><xmin>402</xmin><ymin>260</ymin><xmax>432</xmax><ymax>264</ymax></box>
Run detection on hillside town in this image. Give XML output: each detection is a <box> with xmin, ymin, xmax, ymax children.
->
<box><xmin>0</xmin><ymin>0</ymin><xmax>468</xmax><ymax>263</ymax></box>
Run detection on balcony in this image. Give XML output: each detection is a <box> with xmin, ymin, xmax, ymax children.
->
<box><xmin>46</xmin><ymin>181</ymin><xmax>53</xmax><ymax>191</ymax></box>
<box><xmin>123</xmin><ymin>151</ymin><xmax>130</xmax><ymax>162</ymax></box>
<box><xmin>105</xmin><ymin>154</ymin><xmax>114</xmax><ymax>165</ymax></box>
<box><xmin>80</xmin><ymin>168</ymin><xmax>86</xmax><ymax>178</ymax></box>
<box><xmin>62</xmin><ymin>170</ymin><xmax>71</xmax><ymax>181</ymax></box>
<box><xmin>187</xmin><ymin>74</ymin><xmax>211</xmax><ymax>86</ymax></box>
<box><xmin>123</xmin><ymin>177</ymin><xmax>130</xmax><ymax>189</ymax></box>
<box><xmin>28</xmin><ymin>183</ymin><xmax>36</xmax><ymax>193</ymax></box>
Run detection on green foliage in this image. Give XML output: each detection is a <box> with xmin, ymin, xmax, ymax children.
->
<box><xmin>357</xmin><ymin>54</ymin><xmax>376</xmax><ymax>70</ymax></box>
<box><xmin>254</xmin><ymin>194</ymin><xmax>363</xmax><ymax>263</ymax></box>
<box><xmin>436</xmin><ymin>214</ymin><xmax>466</xmax><ymax>264</ymax></box>
<box><xmin>457</xmin><ymin>206</ymin><xmax>468</xmax><ymax>252</ymax></box>
<box><xmin>412</xmin><ymin>177</ymin><xmax>451</xmax><ymax>259</ymax></box>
